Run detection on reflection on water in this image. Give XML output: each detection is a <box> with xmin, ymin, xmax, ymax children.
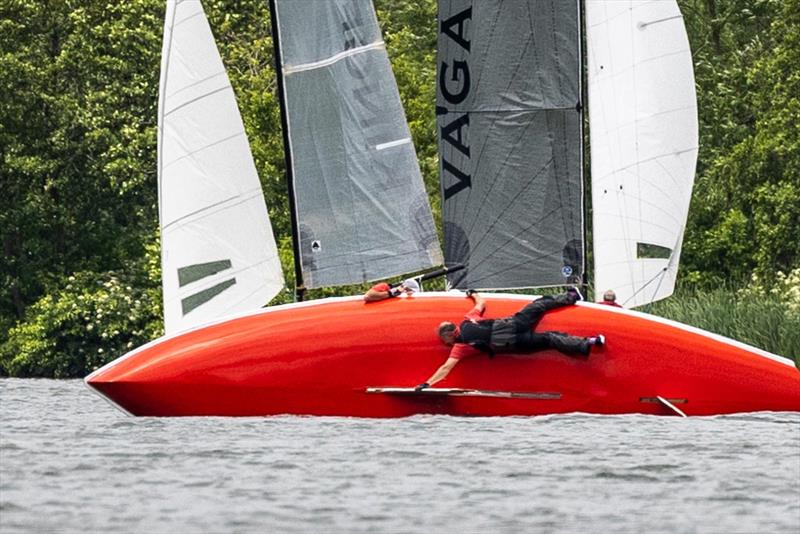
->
<box><xmin>1</xmin><ymin>379</ymin><xmax>799</xmax><ymax>533</ymax></box>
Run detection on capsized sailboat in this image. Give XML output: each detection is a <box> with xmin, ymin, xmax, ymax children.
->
<box><xmin>86</xmin><ymin>0</ymin><xmax>800</xmax><ymax>416</ymax></box>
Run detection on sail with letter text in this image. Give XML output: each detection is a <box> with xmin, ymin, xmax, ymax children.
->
<box><xmin>437</xmin><ymin>0</ymin><xmax>584</xmax><ymax>290</ymax></box>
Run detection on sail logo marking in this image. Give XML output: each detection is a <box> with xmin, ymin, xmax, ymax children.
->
<box><xmin>177</xmin><ymin>260</ymin><xmax>236</xmax><ymax>315</ymax></box>
<box><xmin>439</xmin><ymin>5</ymin><xmax>472</xmax><ymax>200</ymax></box>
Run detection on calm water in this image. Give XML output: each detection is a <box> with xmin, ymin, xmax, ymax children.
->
<box><xmin>1</xmin><ymin>379</ymin><xmax>798</xmax><ymax>533</ymax></box>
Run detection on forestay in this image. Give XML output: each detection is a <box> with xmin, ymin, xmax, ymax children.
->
<box><xmin>437</xmin><ymin>0</ymin><xmax>584</xmax><ymax>290</ymax></box>
<box><xmin>158</xmin><ymin>0</ymin><xmax>283</xmax><ymax>334</ymax></box>
<box><xmin>271</xmin><ymin>0</ymin><xmax>442</xmax><ymax>289</ymax></box>
<box><xmin>586</xmin><ymin>0</ymin><xmax>698</xmax><ymax>307</ymax></box>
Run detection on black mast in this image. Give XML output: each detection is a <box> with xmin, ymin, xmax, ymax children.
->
<box><xmin>268</xmin><ymin>0</ymin><xmax>306</xmax><ymax>302</ymax></box>
<box><xmin>578</xmin><ymin>0</ymin><xmax>590</xmax><ymax>298</ymax></box>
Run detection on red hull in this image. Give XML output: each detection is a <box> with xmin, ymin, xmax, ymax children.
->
<box><xmin>85</xmin><ymin>293</ymin><xmax>800</xmax><ymax>417</ymax></box>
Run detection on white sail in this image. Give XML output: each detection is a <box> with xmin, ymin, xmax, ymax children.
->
<box><xmin>586</xmin><ymin>0</ymin><xmax>698</xmax><ymax>308</ymax></box>
<box><xmin>158</xmin><ymin>0</ymin><xmax>283</xmax><ymax>333</ymax></box>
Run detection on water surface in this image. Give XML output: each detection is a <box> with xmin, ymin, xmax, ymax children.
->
<box><xmin>1</xmin><ymin>379</ymin><xmax>798</xmax><ymax>533</ymax></box>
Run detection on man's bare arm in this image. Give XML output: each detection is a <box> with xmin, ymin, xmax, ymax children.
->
<box><xmin>468</xmin><ymin>291</ymin><xmax>486</xmax><ymax>314</ymax></box>
<box><xmin>364</xmin><ymin>288</ymin><xmax>390</xmax><ymax>302</ymax></box>
<box><xmin>423</xmin><ymin>357</ymin><xmax>459</xmax><ymax>387</ymax></box>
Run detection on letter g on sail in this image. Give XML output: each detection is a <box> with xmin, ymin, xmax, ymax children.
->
<box><xmin>439</xmin><ymin>61</ymin><xmax>470</xmax><ymax>104</ymax></box>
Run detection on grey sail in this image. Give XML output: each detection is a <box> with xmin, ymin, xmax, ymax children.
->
<box><xmin>437</xmin><ymin>0</ymin><xmax>584</xmax><ymax>289</ymax></box>
<box><xmin>272</xmin><ymin>0</ymin><xmax>443</xmax><ymax>289</ymax></box>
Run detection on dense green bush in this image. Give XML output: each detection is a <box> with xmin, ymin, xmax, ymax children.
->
<box><xmin>0</xmin><ymin>242</ymin><xmax>162</xmax><ymax>378</ymax></box>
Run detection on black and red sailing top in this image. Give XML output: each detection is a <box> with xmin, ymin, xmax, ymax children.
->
<box><xmin>449</xmin><ymin>306</ymin><xmax>494</xmax><ymax>360</ymax></box>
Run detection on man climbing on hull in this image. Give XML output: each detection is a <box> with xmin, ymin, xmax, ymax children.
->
<box><xmin>417</xmin><ymin>289</ymin><xmax>604</xmax><ymax>389</ymax></box>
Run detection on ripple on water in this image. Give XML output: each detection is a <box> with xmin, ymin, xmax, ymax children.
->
<box><xmin>0</xmin><ymin>379</ymin><xmax>798</xmax><ymax>534</ymax></box>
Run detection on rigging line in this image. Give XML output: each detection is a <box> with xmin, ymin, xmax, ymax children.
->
<box><xmin>464</xmin><ymin>203</ymin><xmax>564</xmax><ymax>276</ymax></box>
<box><xmin>468</xmin><ymin>3</ymin><xmax>503</xmax><ymax>100</ymax></box>
<box><xmin>646</xmin><ymin>266</ymin><xmax>668</xmax><ymax>309</ymax></box>
<box><xmin>577</xmin><ymin>0</ymin><xmax>587</xmax><ymax>284</ymax></box>
<box><xmin>621</xmin><ymin>266</ymin><xmax>669</xmax><ymax>307</ymax></box>
<box><xmin>449</xmin><ymin>106</ymin><xmax>580</xmax><ymax>114</ymax></box>
<box><xmin>592</xmin><ymin>146</ymin><xmax>697</xmax><ymax>187</ymax></box>
<box><xmin>468</xmin><ymin>252</ymin><xmax>562</xmax><ymax>287</ymax></box>
<box><xmin>462</xmin><ymin>118</ymin><xmax>542</xmax><ymax>241</ymax></box>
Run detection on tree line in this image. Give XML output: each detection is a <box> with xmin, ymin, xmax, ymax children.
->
<box><xmin>1</xmin><ymin>0</ymin><xmax>797</xmax><ymax>376</ymax></box>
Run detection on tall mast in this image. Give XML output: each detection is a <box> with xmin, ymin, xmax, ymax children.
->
<box><xmin>268</xmin><ymin>0</ymin><xmax>306</xmax><ymax>302</ymax></box>
<box><xmin>579</xmin><ymin>0</ymin><xmax>590</xmax><ymax>297</ymax></box>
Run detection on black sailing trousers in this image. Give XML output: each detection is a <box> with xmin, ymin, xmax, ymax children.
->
<box><xmin>490</xmin><ymin>294</ymin><xmax>591</xmax><ymax>356</ymax></box>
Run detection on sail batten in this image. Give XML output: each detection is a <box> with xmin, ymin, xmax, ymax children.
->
<box><xmin>272</xmin><ymin>0</ymin><xmax>442</xmax><ymax>289</ymax></box>
<box><xmin>158</xmin><ymin>0</ymin><xmax>284</xmax><ymax>333</ymax></box>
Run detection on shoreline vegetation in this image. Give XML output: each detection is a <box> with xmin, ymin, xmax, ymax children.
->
<box><xmin>2</xmin><ymin>0</ymin><xmax>799</xmax><ymax>377</ymax></box>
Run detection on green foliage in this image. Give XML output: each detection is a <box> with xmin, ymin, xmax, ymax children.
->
<box><xmin>0</xmin><ymin>0</ymin><xmax>162</xmax><ymax>331</ymax></box>
<box><xmin>680</xmin><ymin>0</ymin><xmax>800</xmax><ymax>284</ymax></box>
<box><xmin>1</xmin><ymin>239</ymin><xmax>162</xmax><ymax>378</ymax></box>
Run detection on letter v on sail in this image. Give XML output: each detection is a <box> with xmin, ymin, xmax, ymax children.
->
<box><xmin>437</xmin><ymin>0</ymin><xmax>584</xmax><ymax>291</ymax></box>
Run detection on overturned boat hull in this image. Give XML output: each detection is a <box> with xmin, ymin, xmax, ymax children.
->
<box><xmin>85</xmin><ymin>293</ymin><xmax>800</xmax><ymax>417</ymax></box>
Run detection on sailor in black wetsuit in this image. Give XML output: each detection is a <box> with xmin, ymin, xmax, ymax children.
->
<box><xmin>417</xmin><ymin>290</ymin><xmax>604</xmax><ymax>390</ymax></box>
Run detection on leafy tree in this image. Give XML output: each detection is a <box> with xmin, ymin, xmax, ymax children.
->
<box><xmin>0</xmin><ymin>0</ymin><xmax>163</xmax><ymax>337</ymax></box>
<box><xmin>0</xmin><ymin>239</ymin><xmax>162</xmax><ymax>377</ymax></box>
<box><xmin>680</xmin><ymin>0</ymin><xmax>800</xmax><ymax>284</ymax></box>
